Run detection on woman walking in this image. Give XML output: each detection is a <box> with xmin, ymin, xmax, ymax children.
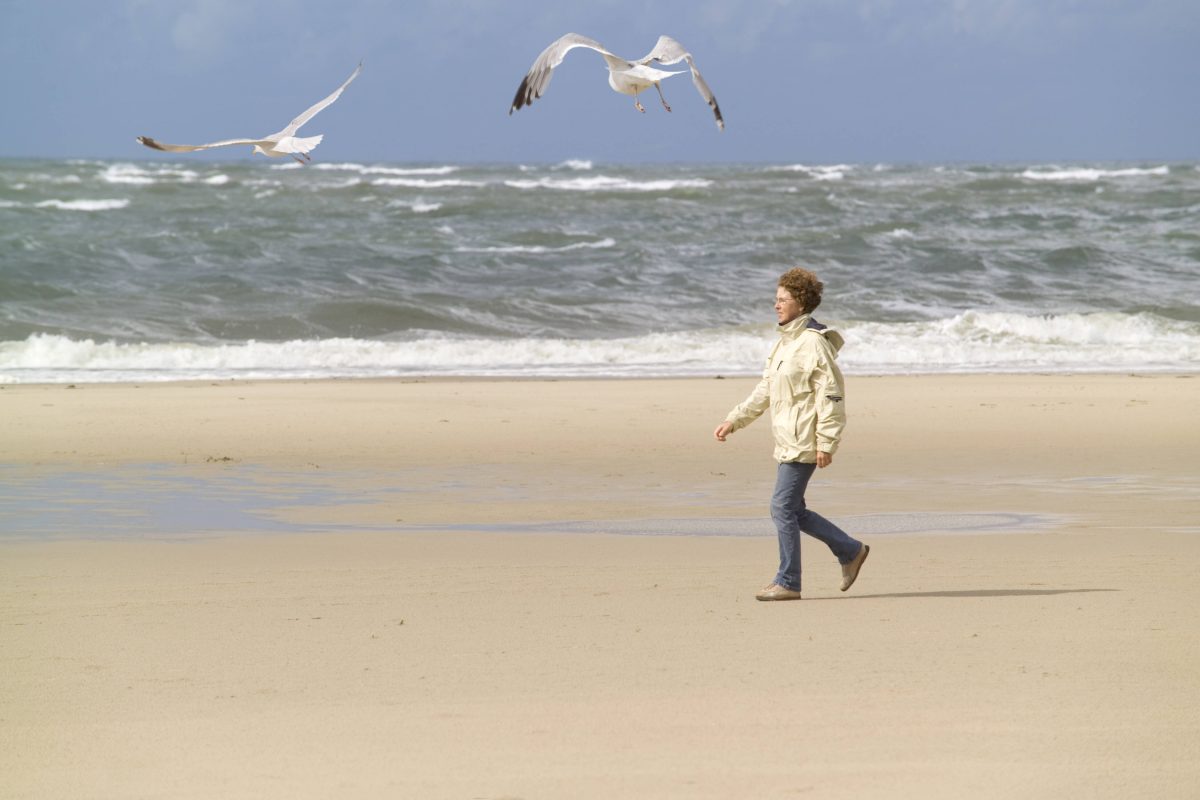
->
<box><xmin>713</xmin><ymin>267</ymin><xmax>869</xmax><ymax>600</ymax></box>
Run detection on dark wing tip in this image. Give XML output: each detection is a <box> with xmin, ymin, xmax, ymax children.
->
<box><xmin>510</xmin><ymin>75</ymin><xmax>532</xmax><ymax>114</ymax></box>
<box><xmin>136</xmin><ymin>136</ymin><xmax>166</xmax><ymax>151</ymax></box>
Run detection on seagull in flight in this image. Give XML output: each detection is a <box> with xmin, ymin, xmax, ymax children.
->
<box><xmin>510</xmin><ymin>34</ymin><xmax>723</xmax><ymax>131</ymax></box>
<box><xmin>136</xmin><ymin>63</ymin><xmax>362</xmax><ymax>164</ymax></box>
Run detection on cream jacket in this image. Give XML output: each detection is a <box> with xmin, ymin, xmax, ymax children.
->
<box><xmin>723</xmin><ymin>314</ymin><xmax>847</xmax><ymax>463</ymax></box>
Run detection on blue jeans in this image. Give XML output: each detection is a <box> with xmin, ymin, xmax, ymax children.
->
<box><xmin>770</xmin><ymin>461</ymin><xmax>862</xmax><ymax>591</ymax></box>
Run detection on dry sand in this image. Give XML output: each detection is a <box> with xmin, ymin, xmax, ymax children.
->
<box><xmin>1</xmin><ymin>374</ymin><xmax>1198</xmax><ymax>798</ymax></box>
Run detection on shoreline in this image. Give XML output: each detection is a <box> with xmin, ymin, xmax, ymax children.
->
<box><xmin>3</xmin><ymin>365</ymin><xmax>1197</xmax><ymax>388</ymax></box>
<box><xmin>2</xmin><ymin>372</ymin><xmax>1195</xmax><ymax>532</ymax></box>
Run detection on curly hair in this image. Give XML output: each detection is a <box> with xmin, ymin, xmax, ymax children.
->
<box><xmin>778</xmin><ymin>267</ymin><xmax>823</xmax><ymax>314</ymax></box>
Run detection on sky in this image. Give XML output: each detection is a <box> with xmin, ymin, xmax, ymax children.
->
<box><xmin>2</xmin><ymin>0</ymin><xmax>1198</xmax><ymax>164</ymax></box>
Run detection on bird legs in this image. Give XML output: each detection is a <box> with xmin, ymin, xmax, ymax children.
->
<box><xmin>654</xmin><ymin>82</ymin><xmax>672</xmax><ymax>112</ymax></box>
<box><xmin>633</xmin><ymin>84</ymin><xmax>672</xmax><ymax>114</ymax></box>
<box><xmin>290</xmin><ymin>152</ymin><xmax>312</xmax><ymax>165</ymax></box>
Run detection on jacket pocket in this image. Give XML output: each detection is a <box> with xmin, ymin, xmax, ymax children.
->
<box><xmin>779</xmin><ymin>361</ymin><xmax>813</xmax><ymax>403</ymax></box>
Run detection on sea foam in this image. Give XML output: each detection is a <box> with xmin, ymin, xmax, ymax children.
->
<box><xmin>1020</xmin><ymin>166</ymin><xmax>1169</xmax><ymax>181</ymax></box>
<box><xmin>0</xmin><ymin>330</ymin><xmax>762</xmax><ymax>383</ymax></box>
<box><xmin>503</xmin><ymin>175</ymin><xmax>712</xmax><ymax>192</ymax></box>
<box><xmin>371</xmin><ymin>177</ymin><xmax>486</xmax><ymax>188</ymax></box>
<box><xmin>455</xmin><ymin>238</ymin><xmax>617</xmax><ymax>254</ymax></box>
<box><xmin>386</xmin><ymin>200</ymin><xmax>443</xmax><ymax>213</ymax></box>
<box><xmin>101</xmin><ymin>164</ymin><xmax>200</xmax><ymax>184</ymax></box>
<box><xmin>3</xmin><ymin>311</ymin><xmax>1196</xmax><ymax>384</ymax></box>
<box><xmin>315</xmin><ymin>163</ymin><xmax>459</xmax><ymax>176</ymax></box>
<box><xmin>845</xmin><ymin>311</ymin><xmax>1199</xmax><ymax>374</ymax></box>
<box><xmin>34</xmin><ymin>199</ymin><xmax>130</xmax><ymax>212</ymax></box>
<box><xmin>768</xmin><ymin>164</ymin><xmax>854</xmax><ymax>181</ymax></box>
<box><xmin>21</xmin><ymin>172</ymin><xmax>82</xmax><ymax>185</ymax></box>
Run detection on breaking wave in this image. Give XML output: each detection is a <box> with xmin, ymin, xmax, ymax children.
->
<box><xmin>34</xmin><ymin>198</ymin><xmax>130</xmax><ymax>211</ymax></box>
<box><xmin>454</xmin><ymin>238</ymin><xmax>617</xmax><ymax>254</ymax></box>
<box><xmin>503</xmin><ymin>175</ymin><xmax>712</xmax><ymax>192</ymax></box>
<box><xmin>3</xmin><ymin>311</ymin><xmax>1195</xmax><ymax>384</ymax></box>
<box><xmin>1019</xmin><ymin>166</ymin><xmax>1170</xmax><ymax>181</ymax></box>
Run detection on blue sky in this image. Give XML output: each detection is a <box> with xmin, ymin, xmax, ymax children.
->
<box><xmin>2</xmin><ymin>0</ymin><xmax>1197</xmax><ymax>163</ymax></box>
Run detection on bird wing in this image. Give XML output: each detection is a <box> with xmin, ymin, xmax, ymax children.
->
<box><xmin>136</xmin><ymin>135</ymin><xmax>266</xmax><ymax>152</ymax></box>
<box><xmin>509</xmin><ymin>33</ymin><xmax>630</xmax><ymax>113</ymax></box>
<box><xmin>639</xmin><ymin>36</ymin><xmax>724</xmax><ymax>130</ymax></box>
<box><xmin>638</xmin><ymin>35</ymin><xmax>692</xmax><ymax>66</ymax></box>
<box><xmin>276</xmin><ymin>62</ymin><xmax>362</xmax><ymax>137</ymax></box>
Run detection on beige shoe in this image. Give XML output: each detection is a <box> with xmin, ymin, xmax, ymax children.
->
<box><xmin>840</xmin><ymin>544</ymin><xmax>870</xmax><ymax>592</ymax></box>
<box><xmin>756</xmin><ymin>583</ymin><xmax>803</xmax><ymax>601</ymax></box>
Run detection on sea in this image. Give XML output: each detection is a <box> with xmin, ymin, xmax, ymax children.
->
<box><xmin>2</xmin><ymin>158</ymin><xmax>1197</xmax><ymax>383</ymax></box>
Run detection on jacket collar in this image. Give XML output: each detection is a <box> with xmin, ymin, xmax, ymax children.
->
<box><xmin>778</xmin><ymin>313</ymin><xmax>811</xmax><ymax>338</ymax></box>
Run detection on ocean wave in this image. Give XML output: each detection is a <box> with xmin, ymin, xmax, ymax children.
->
<box><xmin>101</xmin><ymin>164</ymin><xmax>200</xmax><ymax>184</ymax></box>
<box><xmin>4</xmin><ymin>159</ymin><xmax>1198</xmax><ymax>384</ymax></box>
<box><xmin>553</xmin><ymin>159</ymin><xmax>593</xmax><ymax>171</ymax></box>
<box><xmin>387</xmin><ymin>200</ymin><xmax>443</xmax><ymax>213</ymax></box>
<box><xmin>455</xmin><ymin>238</ymin><xmax>617</xmax><ymax>254</ymax></box>
<box><xmin>1020</xmin><ymin>166</ymin><xmax>1170</xmax><ymax>182</ymax></box>
<box><xmin>844</xmin><ymin>311</ymin><xmax>1200</xmax><ymax>373</ymax></box>
<box><xmin>0</xmin><ymin>330</ymin><xmax>765</xmax><ymax>383</ymax></box>
<box><xmin>3</xmin><ymin>312</ymin><xmax>1196</xmax><ymax>383</ymax></box>
<box><xmin>319</xmin><ymin>177</ymin><xmax>363</xmax><ymax>189</ymax></box>
<box><xmin>371</xmin><ymin>177</ymin><xmax>486</xmax><ymax>188</ymax></box>
<box><xmin>34</xmin><ymin>199</ymin><xmax>130</xmax><ymax>212</ymax></box>
<box><xmin>203</xmin><ymin>174</ymin><xmax>230</xmax><ymax>185</ymax></box>
<box><xmin>503</xmin><ymin>175</ymin><xmax>712</xmax><ymax>192</ymax></box>
<box><xmin>767</xmin><ymin>164</ymin><xmax>854</xmax><ymax>181</ymax></box>
<box><xmin>18</xmin><ymin>172</ymin><xmax>82</xmax><ymax>185</ymax></box>
<box><xmin>314</xmin><ymin>163</ymin><xmax>459</xmax><ymax>176</ymax></box>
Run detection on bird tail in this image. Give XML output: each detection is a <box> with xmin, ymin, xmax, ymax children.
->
<box><xmin>277</xmin><ymin>134</ymin><xmax>324</xmax><ymax>155</ymax></box>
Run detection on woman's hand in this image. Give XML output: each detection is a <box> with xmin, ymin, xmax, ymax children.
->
<box><xmin>816</xmin><ymin>451</ymin><xmax>833</xmax><ymax>468</ymax></box>
<box><xmin>713</xmin><ymin>421</ymin><xmax>734</xmax><ymax>442</ymax></box>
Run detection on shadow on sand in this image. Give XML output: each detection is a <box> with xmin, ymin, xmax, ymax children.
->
<box><xmin>826</xmin><ymin>588</ymin><xmax>1118</xmax><ymax>600</ymax></box>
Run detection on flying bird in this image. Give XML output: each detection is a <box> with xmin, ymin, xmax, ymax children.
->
<box><xmin>509</xmin><ymin>34</ymin><xmax>724</xmax><ymax>131</ymax></box>
<box><xmin>136</xmin><ymin>63</ymin><xmax>362</xmax><ymax>164</ymax></box>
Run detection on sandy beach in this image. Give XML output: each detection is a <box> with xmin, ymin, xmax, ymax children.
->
<box><xmin>2</xmin><ymin>374</ymin><xmax>1198</xmax><ymax>798</ymax></box>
